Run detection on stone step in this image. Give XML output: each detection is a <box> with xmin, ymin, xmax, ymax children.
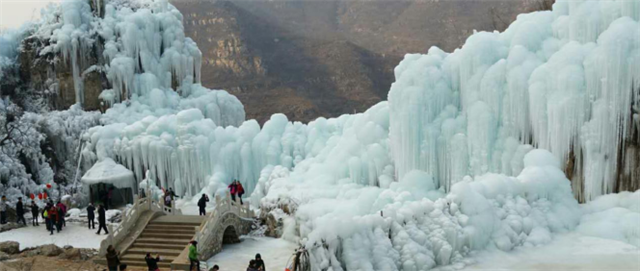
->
<box><xmin>120</xmin><ymin>259</ymin><xmax>172</xmax><ymax>268</ymax></box>
<box><xmin>148</xmin><ymin>221</ymin><xmax>202</xmax><ymax>227</ymax></box>
<box><xmin>142</xmin><ymin>228</ymin><xmax>196</xmax><ymax>235</ymax></box>
<box><xmin>145</xmin><ymin>224</ymin><xmax>199</xmax><ymax>231</ymax></box>
<box><xmin>134</xmin><ymin>238</ymin><xmax>191</xmax><ymax>245</ymax></box>
<box><xmin>126</xmin><ymin>247</ymin><xmax>183</xmax><ymax>256</ymax></box>
<box><xmin>121</xmin><ymin>253</ymin><xmax>177</xmax><ymax>262</ymax></box>
<box><xmin>140</xmin><ymin>232</ymin><xmax>194</xmax><ymax>239</ymax></box>
<box><xmin>131</xmin><ymin>242</ymin><xmax>187</xmax><ymax>250</ymax></box>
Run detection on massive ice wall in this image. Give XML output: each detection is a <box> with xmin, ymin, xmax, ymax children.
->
<box><xmin>389</xmin><ymin>0</ymin><xmax>640</xmax><ymax>201</ymax></box>
<box><xmin>76</xmin><ymin>0</ymin><xmax>640</xmax><ymax>269</ymax></box>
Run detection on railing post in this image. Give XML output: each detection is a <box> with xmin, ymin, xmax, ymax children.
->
<box><xmin>147</xmin><ymin>188</ymin><xmax>152</xmax><ymax>210</ymax></box>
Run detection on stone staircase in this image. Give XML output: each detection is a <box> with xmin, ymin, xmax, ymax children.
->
<box><xmin>119</xmin><ymin>216</ymin><xmax>204</xmax><ymax>269</ymax></box>
<box><xmin>97</xmin><ymin>192</ymin><xmax>254</xmax><ymax>270</ymax></box>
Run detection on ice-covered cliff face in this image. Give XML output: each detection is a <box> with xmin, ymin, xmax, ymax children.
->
<box><xmin>77</xmin><ymin>1</ymin><xmax>640</xmax><ymax>270</ymax></box>
<box><xmin>18</xmin><ymin>0</ymin><xmax>244</xmax><ymax>124</ymax></box>
<box><xmin>389</xmin><ymin>0</ymin><xmax>640</xmax><ymax>202</ymax></box>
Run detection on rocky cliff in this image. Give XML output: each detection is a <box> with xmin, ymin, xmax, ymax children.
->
<box><xmin>172</xmin><ymin>0</ymin><xmax>546</xmax><ymax>123</ymax></box>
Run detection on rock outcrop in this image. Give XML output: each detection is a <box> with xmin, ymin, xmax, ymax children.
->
<box><xmin>171</xmin><ymin>0</ymin><xmax>544</xmax><ymax>123</ymax></box>
<box><xmin>0</xmin><ymin>241</ymin><xmax>19</xmax><ymax>255</ymax></box>
<box><xmin>18</xmin><ymin>36</ymin><xmax>105</xmax><ymax>112</ymax></box>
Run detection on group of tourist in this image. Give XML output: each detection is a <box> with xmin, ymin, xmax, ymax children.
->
<box><xmin>41</xmin><ymin>199</ymin><xmax>69</xmax><ymax>235</ymax></box>
<box><xmin>87</xmin><ymin>202</ymin><xmax>110</xmax><ymax>234</ymax></box>
<box><xmin>189</xmin><ymin>241</ymin><xmax>265</xmax><ymax>271</ymax></box>
<box><xmin>104</xmin><ymin>240</ymin><xmax>232</xmax><ymax>271</ymax></box>
<box><xmin>196</xmin><ymin>180</ymin><xmax>244</xmax><ymax>217</ymax></box>
<box><xmin>245</xmin><ymin>253</ymin><xmax>267</xmax><ymax>271</ymax></box>
<box><xmin>0</xmin><ymin>195</ymin><xmax>75</xmax><ymax>236</ymax></box>
<box><xmin>227</xmin><ymin>180</ymin><xmax>245</xmax><ymax>205</ymax></box>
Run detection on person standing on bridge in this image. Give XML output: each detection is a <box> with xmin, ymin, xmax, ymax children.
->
<box><xmin>168</xmin><ymin>187</ymin><xmax>177</xmax><ymax>201</ymax></box>
<box><xmin>228</xmin><ymin>181</ymin><xmax>238</xmax><ymax>203</ymax></box>
<box><xmin>96</xmin><ymin>204</ymin><xmax>109</xmax><ymax>235</ymax></box>
<box><xmin>198</xmin><ymin>194</ymin><xmax>209</xmax><ymax>216</ymax></box>
<box><xmin>188</xmin><ymin>240</ymin><xmax>200</xmax><ymax>271</ymax></box>
<box><xmin>237</xmin><ymin>181</ymin><xmax>245</xmax><ymax>205</ymax></box>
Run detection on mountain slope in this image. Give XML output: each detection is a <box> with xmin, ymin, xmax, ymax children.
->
<box><xmin>173</xmin><ymin>0</ymin><xmax>542</xmax><ymax>123</ymax></box>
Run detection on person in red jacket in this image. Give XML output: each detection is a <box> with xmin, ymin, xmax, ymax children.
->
<box><xmin>228</xmin><ymin>181</ymin><xmax>238</xmax><ymax>203</ymax></box>
<box><xmin>48</xmin><ymin>205</ymin><xmax>59</xmax><ymax>234</ymax></box>
<box><xmin>237</xmin><ymin>181</ymin><xmax>245</xmax><ymax>205</ymax></box>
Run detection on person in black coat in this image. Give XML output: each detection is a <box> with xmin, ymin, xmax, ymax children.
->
<box><xmin>16</xmin><ymin>197</ymin><xmax>26</xmax><ymax>225</ymax></box>
<box><xmin>145</xmin><ymin>253</ymin><xmax>161</xmax><ymax>271</ymax></box>
<box><xmin>197</xmin><ymin>194</ymin><xmax>209</xmax><ymax>216</ymax></box>
<box><xmin>168</xmin><ymin>188</ymin><xmax>177</xmax><ymax>201</ymax></box>
<box><xmin>255</xmin><ymin>253</ymin><xmax>266</xmax><ymax>271</ymax></box>
<box><xmin>96</xmin><ymin>204</ymin><xmax>109</xmax><ymax>235</ymax></box>
<box><xmin>87</xmin><ymin>203</ymin><xmax>96</xmax><ymax>229</ymax></box>
<box><xmin>30</xmin><ymin>200</ymin><xmax>39</xmax><ymax>226</ymax></box>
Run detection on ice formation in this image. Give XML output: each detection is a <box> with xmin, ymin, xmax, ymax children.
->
<box><xmin>81</xmin><ymin>157</ymin><xmax>135</xmax><ymax>188</ymax></box>
<box><xmin>31</xmin><ymin>0</ymin><xmax>243</xmax><ymax>125</ymax></box>
<box><xmin>70</xmin><ymin>0</ymin><xmax>640</xmax><ymax>270</ymax></box>
<box><xmin>29</xmin><ymin>0</ymin><xmax>247</xmax><ymax>186</ymax></box>
<box><xmin>389</xmin><ymin>0</ymin><xmax>640</xmax><ymax>201</ymax></box>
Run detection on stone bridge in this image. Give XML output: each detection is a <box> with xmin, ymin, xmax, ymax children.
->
<box><xmin>97</xmin><ymin>192</ymin><xmax>255</xmax><ymax>270</ymax></box>
<box><xmin>192</xmin><ymin>194</ymin><xmax>255</xmax><ymax>260</ymax></box>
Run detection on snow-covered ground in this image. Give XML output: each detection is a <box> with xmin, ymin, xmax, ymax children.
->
<box><xmin>206</xmin><ymin>236</ymin><xmax>297</xmax><ymax>270</ymax></box>
<box><xmin>459</xmin><ymin>233</ymin><xmax>640</xmax><ymax>271</ymax></box>
<box><xmin>0</xmin><ymin>222</ymin><xmax>107</xmax><ymax>249</ymax></box>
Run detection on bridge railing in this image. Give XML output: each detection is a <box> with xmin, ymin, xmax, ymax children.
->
<box><xmin>194</xmin><ymin>191</ymin><xmax>254</xmax><ymax>259</ymax></box>
<box><xmin>98</xmin><ymin>194</ymin><xmax>147</xmax><ymax>256</ymax></box>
